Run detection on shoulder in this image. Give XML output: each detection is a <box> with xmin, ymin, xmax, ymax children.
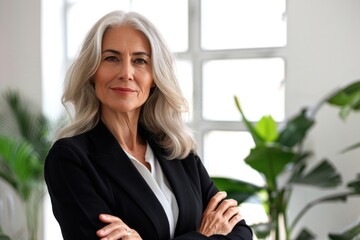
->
<box><xmin>176</xmin><ymin>152</ymin><xmax>212</xmax><ymax>184</ymax></box>
<box><xmin>176</xmin><ymin>152</ymin><xmax>219</xmax><ymax>202</ymax></box>
<box><xmin>48</xmin><ymin>121</ymin><xmax>114</xmax><ymax>158</ymax></box>
<box><xmin>50</xmin><ymin>132</ymin><xmax>92</xmax><ymax>156</ymax></box>
<box><xmin>180</xmin><ymin>152</ymin><xmax>203</xmax><ymax>168</ymax></box>
<box><xmin>45</xmin><ymin>132</ymin><xmax>92</xmax><ymax>171</ymax></box>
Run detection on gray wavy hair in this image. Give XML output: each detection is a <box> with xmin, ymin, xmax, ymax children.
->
<box><xmin>57</xmin><ymin>10</ymin><xmax>196</xmax><ymax>159</ymax></box>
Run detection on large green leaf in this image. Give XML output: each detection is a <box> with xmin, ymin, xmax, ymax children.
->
<box><xmin>288</xmin><ymin>151</ymin><xmax>314</xmax><ymax>183</ymax></box>
<box><xmin>338</xmin><ymin>93</ymin><xmax>360</xmax><ymax>120</ymax></box>
<box><xmin>234</xmin><ymin>96</ymin><xmax>265</xmax><ymax>146</ymax></box>
<box><xmin>0</xmin><ymin>135</ymin><xmax>43</xmax><ymax>200</ymax></box>
<box><xmin>245</xmin><ymin>145</ymin><xmax>296</xmax><ymax>191</ymax></box>
<box><xmin>0</xmin><ymin>155</ymin><xmax>17</xmax><ymax>190</ymax></box>
<box><xmin>0</xmin><ymin>90</ymin><xmax>54</xmax><ymax>240</ymax></box>
<box><xmin>255</xmin><ymin>116</ymin><xmax>278</xmax><ymax>142</ymax></box>
<box><xmin>327</xmin><ymin>80</ymin><xmax>360</xmax><ymax>120</ymax></box>
<box><xmin>211</xmin><ymin>177</ymin><xmax>263</xmax><ymax>203</ymax></box>
<box><xmin>290</xmin><ymin>160</ymin><xmax>342</xmax><ymax>188</ymax></box>
<box><xmin>2</xmin><ymin>90</ymin><xmax>52</xmax><ymax>163</ymax></box>
<box><xmin>277</xmin><ymin>109</ymin><xmax>315</xmax><ymax>148</ymax></box>
<box><xmin>347</xmin><ymin>174</ymin><xmax>360</xmax><ymax>193</ymax></box>
<box><xmin>294</xmin><ymin>228</ymin><xmax>315</xmax><ymax>240</ymax></box>
<box><xmin>0</xmin><ymin>235</ymin><xmax>11</xmax><ymax>240</ymax></box>
<box><xmin>327</xmin><ymin>80</ymin><xmax>360</xmax><ymax>107</ymax></box>
<box><xmin>328</xmin><ymin>221</ymin><xmax>360</xmax><ymax>240</ymax></box>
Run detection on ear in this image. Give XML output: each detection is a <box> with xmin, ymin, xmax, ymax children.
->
<box><xmin>151</xmin><ymin>82</ymin><xmax>156</xmax><ymax>88</ymax></box>
<box><xmin>89</xmin><ymin>78</ymin><xmax>95</xmax><ymax>87</ymax></box>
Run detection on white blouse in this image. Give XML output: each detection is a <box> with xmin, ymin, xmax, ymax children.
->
<box><xmin>124</xmin><ymin>143</ymin><xmax>179</xmax><ymax>238</ymax></box>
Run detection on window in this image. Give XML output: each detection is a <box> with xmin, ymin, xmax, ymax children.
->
<box><xmin>65</xmin><ymin>0</ymin><xmax>188</xmax><ymax>60</ymax></box>
<box><xmin>202</xmin><ymin>58</ymin><xmax>285</xmax><ymax>122</ymax></box>
<box><xmin>201</xmin><ymin>0</ymin><xmax>286</xmax><ymax>50</ymax></box>
<box><xmin>44</xmin><ymin>0</ymin><xmax>286</xmax><ymax>238</ymax></box>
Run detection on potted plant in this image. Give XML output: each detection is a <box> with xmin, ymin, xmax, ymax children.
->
<box><xmin>212</xmin><ymin>80</ymin><xmax>360</xmax><ymax>240</ymax></box>
<box><xmin>0</xmin><ymin>90</ymin><xmax>60</xmax><ymax>240</ymax></box>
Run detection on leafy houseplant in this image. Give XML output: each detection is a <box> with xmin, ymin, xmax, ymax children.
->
<box><xmin>0</xmin><ymin>90</ymin><xmax>55</xmax><ymax>240</ymax></box>
<box><xmin>212</xmin><ymin>80</ymin><xmax>360</xmax><ymax>240</ymax></box>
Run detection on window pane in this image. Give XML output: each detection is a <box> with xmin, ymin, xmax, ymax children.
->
<box><xmin>201</xmin><ymin>0</ymin><xmax>286</xmax><ymax>50</ymax></box>
<box><xmin>66</xmin><ymin>0</ymin><xmax>130</xmax><ymax>59</ymax></box>
<box><xmin>203</xmin><ymin>58</ymin><xmax>285</xmax><ymax>122</ymax></box>
<box><xmin>175</xmin><ymin>60</ymin><xmax>193</xmax><ymax>121</ymax></box>
<box><xmin>66</xmin><ymin>0</ymin><xmax>188</xmax><ymax>58</ymax></box>
<box><xmin>204</xmin><ymin>131</ymin><xmax>268</xmax><ymax>225</ymax></box>
<box><xmin>204</xmin><ymin>131</ymin><xmax>263</xmax><ymax>186</ymax></box>
<box><xmin>131</xmin><ymin>0</ymin><xmax>188</xmax><ymax>52</ymax></box>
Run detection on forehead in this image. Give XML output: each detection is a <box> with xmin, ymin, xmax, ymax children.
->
<box><xmin>102</xmin><ymin>25</ymin><xmax>151</xmax><ymax>52</ymax></box>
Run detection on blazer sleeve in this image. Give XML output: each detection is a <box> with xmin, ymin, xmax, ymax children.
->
<box><xmin>172</xmin><ymin>154</ymin><xmax>253</xmax><ymax>240</ymax></box>
<box><xmin>45</xmin><ymin>140</ymin><xmax>111</xmax><ymax>240</ymax></box>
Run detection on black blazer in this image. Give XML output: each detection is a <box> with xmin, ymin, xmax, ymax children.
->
<box><xmin>45</xmin><ymin>121</ymin><xmax>252</xmax><ymax>240</ymax></box>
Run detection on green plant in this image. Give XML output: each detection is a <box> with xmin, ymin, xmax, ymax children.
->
<box><xmin>0</xmin><ymin>226</ymin><xmax>11</xmax><ymax>240</ymax></box>
<box><xmin>212</xmin><ymin>80</ymin><xmax>360</xmax><ymax>240</ymax></box>
<box><xmin>0</xmin><ymin>90</ymin><xmax>58</xmax><ymax>240</ymax></box>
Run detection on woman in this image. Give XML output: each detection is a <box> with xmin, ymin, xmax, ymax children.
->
<box><xmin>45</xmin><ymin>10</ymin><xmax>253</xmax><ymax>240</ymax></box>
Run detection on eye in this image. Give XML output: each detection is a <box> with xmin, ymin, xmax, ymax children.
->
<box><xmin>133</xmin><ymin>58</ymin><xmax>148</xmax><ymax>65</ymax></box>
<box><xmin>104</xmin><ymin>56</ymin><xmax>119</xmax><ymax>62</ymax></box>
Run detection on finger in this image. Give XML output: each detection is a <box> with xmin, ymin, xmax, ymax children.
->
<box><xmin>204</xmin><ymin>191</ymin><xmax>227</xmax><ymax>214</ymax></box>
<box><xmin>228</xmin><ymin>212</ymin><xmax>243</xmax><ymax>226</ymax></box>
<box><xmin>223</xmin><ymin>206</ymin><xmax>240</xmax><ymax>220</ymax></box>
<box><xmin>124</xmin><ymin>229</ymin><xmax>143</xmax><ymax>240</ymax></box>
<box><xmin>215</xmin><ymin>198</ymin><xmax>238</xmax><ymax>214</ymax></box>
<box><xmin>203</xmin><ymin>202</ymin><xmax>238</xmax><ymax>234</ymax></box>
<box><xmin>99</xmin><ymin>214</ymin><xmax>123</xmax><ymax>224</ymax></box>
<box><xmin>97</xmin><ymin>215</ymin><xmax>129</xmax><ymax>238</ymax></box>
<box><xmin>99</xmin><ymin>227</ymin><xmax>130</xmax><ymax>240</ymax></box>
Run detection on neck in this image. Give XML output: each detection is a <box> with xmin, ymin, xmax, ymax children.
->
<box><xmin>101</xmin><ymin>111</ymin><xmax>149</xmax><ymax>168</ymax></box>
<box><xmin>101</xmin><ymin>110</ymin><xmax>143</xmax><ymax>152</ymax></box>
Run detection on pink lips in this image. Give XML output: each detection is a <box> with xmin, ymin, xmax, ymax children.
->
<box><xmin>111</xmin><ymin>87</ymin><xmax>136</xmax><ymax>94</ymax></box>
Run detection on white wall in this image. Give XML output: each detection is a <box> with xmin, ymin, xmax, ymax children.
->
<box><xmin>0</xmin><ymin>0</ymin><xmax>360</xmax><ymax>239</ymax></box>
<box><xmin>0</xmin><ymin>0</ymin><xmax>42</xmax><ymax>106</ymax></box>
<box><xmin>0</xmin><ymin>0</ymin><xmax>41</xmax><ymax>239</ymax></box>
<box><xmin>286</xmin><ymin>0</ymin><xmax>360</xmax><ymax>238</ymax></box>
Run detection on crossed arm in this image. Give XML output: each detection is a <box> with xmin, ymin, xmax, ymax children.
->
<box><xmin>96</xmin><ymin>191</ymin><xmax>244</xmax><ymax>240</ymax></box>
<box><xmin>45</xmin><ymin>141</ymin><xmax>253</xmax><ymax>240</ymax></box>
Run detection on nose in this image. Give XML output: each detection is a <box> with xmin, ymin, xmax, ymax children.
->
<box><xmin>117</xmin><ymin>58</ymin><xmax>134</xmax><ymax>81</ymax></box>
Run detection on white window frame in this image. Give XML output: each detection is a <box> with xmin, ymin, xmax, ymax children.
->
<box><xmin>181</xmin><ymin>0</ymin><xmax>286</xmax><ymax>163</ymax></box>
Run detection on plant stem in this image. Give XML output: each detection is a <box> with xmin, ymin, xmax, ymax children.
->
<box><xmin>290</xmin><ymin>192</ymin><xmax>349</xmax><ymax>231</ymax></box>
<box><xmin>25</xmin><ymin>189</ymin><xmax>44</xmax><ymax>240</ymax></box>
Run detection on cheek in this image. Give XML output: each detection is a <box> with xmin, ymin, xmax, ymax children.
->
<box><xmin>94</xmin><ymin>64</ymin><xmax>116</xmax><ymax>82</ymax></box>
<box><xmin>93</xmin><ymin>69</ymin><xmax>106</xmax><ymax>85</ymax></box>
<box><xmin>93</xmin><ymin>69</ymin><xmax>111</xmax><ymax>90</ymax></box>
<box><xmin>143</xmin><ymin>80</ymin><xmax>154</xmax><ymax>95</ymax></box>
<box><xmin>93</xmin><ymin>73</ymin><xmax>108</xmax><ymax>100</ymax></box>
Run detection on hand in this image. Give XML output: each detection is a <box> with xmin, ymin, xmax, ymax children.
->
<box><xmin>96</xmin><ymin>214</ymin><xmax>142</xmax><ymax>240</ymax></box>
<box><xmin>198</xmin><ymin>191</ymin><xmax>243</xmax><ymax>237</ymax></box>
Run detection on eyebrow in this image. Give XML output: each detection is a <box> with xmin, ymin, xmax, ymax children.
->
<box><xmin>102</xmin><ymin>49</ymin><xmax>151</xmax><ymax>57</ymax></box>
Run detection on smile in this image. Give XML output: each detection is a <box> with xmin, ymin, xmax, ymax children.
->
<box><xmin>110</xmin><ymin>87</ymin><xmax>137</xmax><ymax>93</ymax></box>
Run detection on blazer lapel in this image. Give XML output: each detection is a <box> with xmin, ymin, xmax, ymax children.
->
<box><xmin>87</xmin><ymin>121</ymin><xmax>171</xmax><ymax>239</ymax></box>
<box><xmin>148</xmin><ymin>141</ymin><xmax>201</xmax><ymax>235</ymax></box>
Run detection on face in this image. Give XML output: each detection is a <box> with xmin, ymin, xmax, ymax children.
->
<box><xmin>93</xmin><ymin>25</ymin><xmax>153</xmax><ymax>118</ymax></box>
